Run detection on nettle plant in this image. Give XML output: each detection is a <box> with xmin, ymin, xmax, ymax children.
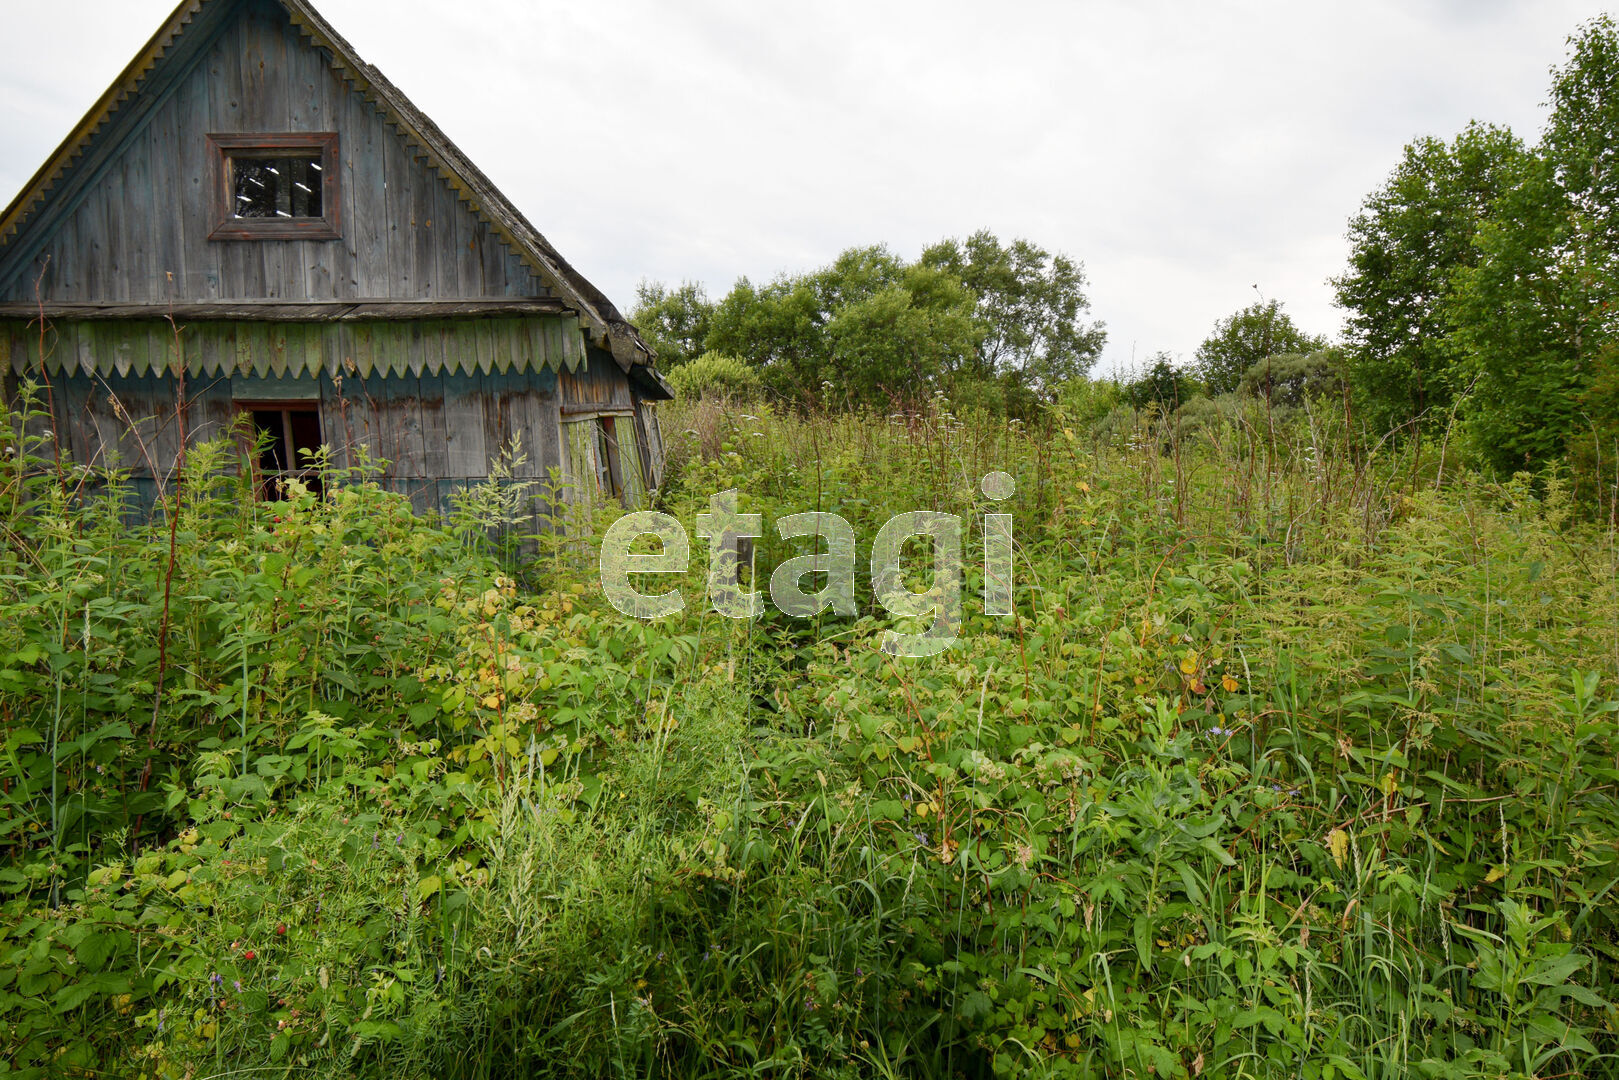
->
<box><xmin>600</xmin><ymin>471</ymin><xmax>1017</xmax><ymax>657</ymax></box>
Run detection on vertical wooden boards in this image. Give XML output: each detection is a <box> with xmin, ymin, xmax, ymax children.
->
<box><xmin>559</xmin><ymin>417</ymin><xmax>599</xmax><ymax>535</ymax></box>
<box><xmin>411</xmin><ymin>155</ymin><xmax>440</xmax><ymax>298</ymax></box>
<box><xmin>320</xmin><ymin>367</ymin><xmax>362</xmax><ymax>472</ymax></box>
<box><xmin>610</xmin><ymin>414</ymin><xmax>646</xmax><ymax>508</ymax></box>
<box><xmin>417</xmin><ymin>371</ymin><xmax>449</xmax><ymax>516</ymax></box>
<box><xmin>343</xmin><ymin>81</ymin><xmax>388</xmax><ymax>297</ymax></box>
<box><xmin>560</xmin><ymin>348</ymin><xmax>635</xmax><ymax>411</ymax></box>
<box><xmin>454</xmin><ymin>194</ymin><xmax>482</xmax><ymax>294</ymax></box>
<box><xmin>9</xmin><ymin>313</ymin><xmax>653</xmax><ymax>525</ymax></box>
<box><xmin>441</xmin><ymin>370</ymin><xmax>488</xmax><ymax>480</ymax></box>
<box><xmin>382</xmin><ymin>129</ymin><xmax>415</xmax><ymax>298</ymax></box>
<box><xmin>384</xmin><ymin>369</ymin><xmax>429</xmax><ymax>510</ymax></box>
<box><xmin>188</xmin><ymin>373</ymin><xmax>236</xmax><ymax>448</ymax></box>
<box><xmin>1</xmin><ymin>0</ymin><xmax>572</xmax><ymax>305</ymax></box>
<box><xmin>175</xmin><ymin>25</ymin><xmax>212</xmax><ymax>298</ymax></box>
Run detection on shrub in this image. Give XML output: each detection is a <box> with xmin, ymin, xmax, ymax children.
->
<box><xmin>663</xmin><ymin>351</ymin><xmax>763</xmax><ymax>402</ymax></box>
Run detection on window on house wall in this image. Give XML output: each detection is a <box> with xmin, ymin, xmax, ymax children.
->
<box><xmin>208</xmin><ymin>133</ymin><xmax>340</xmax><ymax>240</ymax></box>
<box><xmin>239</xmin><ymin>404</ymin><xmax>323</xmax><ymax>500</ymax></box>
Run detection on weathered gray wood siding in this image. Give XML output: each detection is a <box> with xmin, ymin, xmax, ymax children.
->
<box><xmin>0</xmin><ymin>0</ymin><xmax>548</xmax><ymax>304</ymax></box>
<box><xmin>559</xmin><ymin>348</ymin><xmax>634</xmax><ymax>414</ymax></box>
<box><xmin>5</xmin><ymin>332</ymin><xmax>565</xmax><ymax>523</ymax></box>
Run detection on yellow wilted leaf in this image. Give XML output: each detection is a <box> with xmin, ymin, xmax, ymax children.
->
<box><xmin>1077</xmin><ymin>481</ymin><xmax>1091</xmax><ymax>493</ymax></box>
<box><xmin>1380</xmin><ymin>772</ymin><xmax>1399</xmax><ymax>796</ymax></box>
<box><xmin>1221</xmin><ymin>674</ymin><xmax>1240</xmax><ymax>693</ymax></box>
<box><xmin>896</xmin><ymin>735</ymin><xmax>922</xmax><ymax>754</ymax></box>
<box><xmin>1484</xmin><ymin>864</ymin><xmax>1508</xmax><ymax>884</ymax></box>
<box><xmin>1327</xmin><ymin>828</ymin><xmax>1349</xmax><ymax>869</ymax></box>
<box><xmin>1179</xmin><ymin>654</ymin><xmax>1199</xmax><ymax>675</ymax></box>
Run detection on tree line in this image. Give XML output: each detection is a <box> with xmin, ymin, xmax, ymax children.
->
<box><xmin>632</xmin><ymin>15</ymin><xmax>1619</xmax><ymax>485</ymax></box>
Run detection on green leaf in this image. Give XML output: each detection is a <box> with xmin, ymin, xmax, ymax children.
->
<box><xmin>75</xmin><ymin>933</ymin><xmax>114</xmax><ymax>972</ymax></box>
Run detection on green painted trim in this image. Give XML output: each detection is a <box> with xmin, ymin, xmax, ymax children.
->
<box><xmin>2</xmin><ymin>315</ymin><xmax>582</xmax><ymax>380</ymax></box>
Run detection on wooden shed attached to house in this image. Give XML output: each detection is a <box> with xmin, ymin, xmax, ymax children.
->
<box><xmin>0</xmin><ymin>0</ymin><xmax>670</xmax><ymax>524</ymax></box>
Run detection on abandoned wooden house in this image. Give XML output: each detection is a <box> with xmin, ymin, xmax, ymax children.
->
<box><xmin>0</xmin><ymin>0</ymin><xmax>670</xmax><ymax>523</ymax></box>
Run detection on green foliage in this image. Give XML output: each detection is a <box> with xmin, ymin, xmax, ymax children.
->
<box><xmin>705</xmin><ymin>244</ymin><xmax>984</xmax><ymax>407</ymax></box>
<box><xmin>1333</xmin><ymin>16</ymin><xmax>1619</xmax><ymax>479</ymax></box>
<box><xmin>692</xmin><ymin>231</ymin><xmax>1101</xmax><ymax>414</ymax></box>
<box><xmin>8</xmin><ymin>306</ymin><xmax>1619</xmax><ymax>1077</ymax></box>
<box><xmin>919</xmin><ymin>229</ymin><xmax>1107</xmax><ymax>392</ymax></box>
<box><xmin>663</xmin><ymin>351</ymin><xmax>763</xmax><ymax>402</ymax></box>
<box><xmin>1238</xmin><ymin>348</ymin><xmax>1346</xmax><ymax>411</ymax></box>
<box><xmin>1194</xmin><ymin>299</ymin><xmax>1327</xmax><ymax>395</ymax></box>
<box><xmin>1448</xmin><ymin>17</ymin><xmax>1619</xmax><ymax>474</ymax></box>
<box><xmin>1122</xmin><ymin>352</ymin><xmax>1201</xmax><ymax>411</ymax></box>
<box><xmin>1332</xmin><ymin>122</ymin><xmax>1526</xmax><ymax>435</ymax></box>
<box><xmin>628</xmin><ymin>279</ymin><xmax>714</xmax><ymax>368</ymax></box>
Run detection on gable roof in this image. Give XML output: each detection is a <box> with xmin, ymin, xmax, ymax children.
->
<box><xmin>0</xmin><ymin>0</ymin><xmax>654</xmax><ymax>372</ymax></box>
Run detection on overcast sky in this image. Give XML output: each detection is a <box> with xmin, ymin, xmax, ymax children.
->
<box><xmin>0</xmin><ymin>0</ymin><xmax>1609</xmax><ymax>376</ymax></box>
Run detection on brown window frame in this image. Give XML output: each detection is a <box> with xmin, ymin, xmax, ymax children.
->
<box><xmin>235</xmin><ymin>401</ymin><xmax>324</xmax><ymax>501</ymax></box>
<box><xmin>208</xmin><ymin>133</ymin><xmax>341</xmax><ymax>241</ymax></box>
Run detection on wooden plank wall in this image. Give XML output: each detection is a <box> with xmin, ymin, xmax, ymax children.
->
<box><xmin>8</xmin><ymin>371</ymin><xmax>241</xmax><ymax>521</ymax></box>
<box><xmin>2</xmin><ymin>0</ymin><xmax>550</xmax><ymax>305</ymax></box>
<box><xmin>22</xmin><ymin>363</ymin><xmax>566</xmax><ymax>529</ymax></box>
<box><xmin>559</xmin><ymin>348</ymin><xmax>635</xmax><ymax>412</ymax></box>
<box><xmin>321</xmin><ymin>367</ymin><xmax>561</xmax><ymax>520</ymax></box>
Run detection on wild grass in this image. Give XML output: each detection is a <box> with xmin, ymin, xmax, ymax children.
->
<box><xmin>1</xmin><ymin>383</ymin><xmax>1617</xmax><ymax>1078</ymax></box>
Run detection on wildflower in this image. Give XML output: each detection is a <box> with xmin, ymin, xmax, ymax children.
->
<box><xmin>233</xmin><ymin>980</ymin><xmax>242</xmax><ymax>993</ymax></box>
<box><xmin>276</xmin><ymin>923</ymin><xmax>287</xmax><ymax>936</ymax></box>
<box><xmin>209</xmin><ymin>972</ymin><xmax>223</xmax><ymax>988</ymax></box>
<box><xmin>244</xmin><ymin>950</ymin><xmax>256</xmax><ymax>960</ymax></box>
<box><xmin>395</xmin><ymin>833</ymin><xmax>404</xmax><ymax>845</ymax></box>
<box><xmin>855</xmin><ymin>967</ymin><xmax>864</xmax><ymax>976</ymax></box>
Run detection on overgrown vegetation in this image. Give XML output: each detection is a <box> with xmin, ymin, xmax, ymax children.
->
<box><xmin>4</xmin><ymin>373</ymin><xmax>1619</xmax><ymax>1079</ymax></box>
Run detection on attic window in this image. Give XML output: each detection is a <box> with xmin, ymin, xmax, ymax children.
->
<box><xmin>208</xmin><ymin>133</ymin><xmax>340</xmax><ymax>240</ymax></box>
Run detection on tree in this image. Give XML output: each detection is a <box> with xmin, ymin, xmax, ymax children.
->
<box><xmin>1447</xmin><ymin>16</ymin><xmax>1619</xmax><ymax>472</ymax></box>
<box><xmin>1239</xmin><ymin>349</ymin><xmax>1346</xmax><ymax>410</ymax></box>
<box><xmin>700</xmin><ymin>234</ymin><xmax>1101</xmax><ymax>411</ymax></box>
<box><xmin>1194</xmin><ymin>300</ymin><xmax>1325</xmax><ymax>395</ymax></box>
<box><xmin>918</xmin><ymin>231</ymin><xmax>1107</xmax><ymax>393</ymax></box>
<box><xmin>1123</xmin><ymin>353</ymin><xmax>1198</xmax><ymax>411</ymax></box>
<box><xmin>1331</xmin><ymin>122</ymin><xmax>1526</xmax><ymax>435</ymax></box>
<box><xmin>628</xmin><ymin>280</ymin><xmax>715</xmax><ymax>368</ymax></box>
<box><xmin>705</xmin><ymin>245</ymin><xmax>981</xmax><ymax>405</ymax></box>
